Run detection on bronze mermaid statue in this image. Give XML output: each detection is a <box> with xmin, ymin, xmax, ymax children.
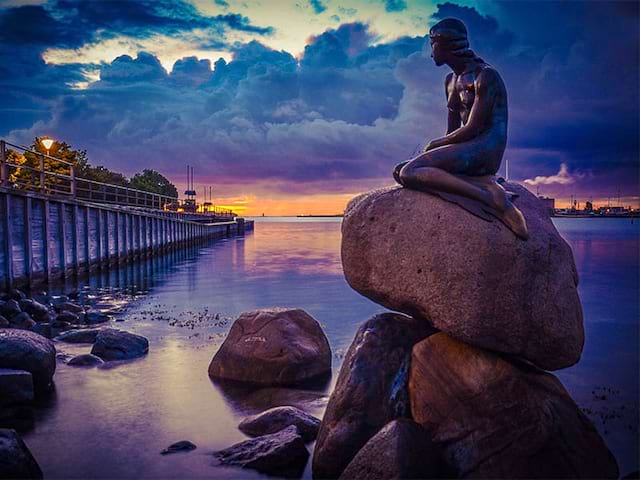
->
<box><xmin>393</xmin><ymin>18</ymin><xmax>528</xmax><ymax>240</ymax></box>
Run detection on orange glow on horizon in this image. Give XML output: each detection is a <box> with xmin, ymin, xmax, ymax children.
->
<box><xmin>212</xmin><ymin>193</ymin><xmax>359</xmax><ymax>217</ymax></box>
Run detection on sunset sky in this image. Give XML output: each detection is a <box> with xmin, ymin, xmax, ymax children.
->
<box><xmin>1</xmin><ymin>0</ymin><xmax>638</xmax><ymax>215</ymax></box>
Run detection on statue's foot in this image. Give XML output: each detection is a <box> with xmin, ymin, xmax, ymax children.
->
<box><xmin>502</xmin><ymin>202</ymin><xmax>529</xmax><ymax>240</ymax></box>
<box><xmin>483</xmin><ymin>180</ymin><xmax>528</xmax><ymax>240</ymax></box>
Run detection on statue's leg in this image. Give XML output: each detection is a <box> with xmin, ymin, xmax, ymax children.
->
<box><xmin>399</xmin><ymin>147</ymin><xmax>494</xmax><ymax>207</ymax></box>
<box><xmin>399</xmin><ymin>146</ymin><xmax>528</xmax><ymax>239</ymax></box>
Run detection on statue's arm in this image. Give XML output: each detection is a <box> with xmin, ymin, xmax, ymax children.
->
<box><xmin>446</xmin><ymin>73</ymin><xmax>461</xmax><ymax>134</ymax></box>
<box><xmin>428</xmin><ymin>68</ymin><xmax>498</xmax><ymax>149</ymax></box>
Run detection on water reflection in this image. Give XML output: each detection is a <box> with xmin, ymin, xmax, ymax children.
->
<box><xmin>13</xmin><ymin>217</ymin><xmax>639</xmax><ymax>478</ymax></box>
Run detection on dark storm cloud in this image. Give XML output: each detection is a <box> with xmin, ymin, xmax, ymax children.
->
<box><xmin>3</xmin><ymin>2</ymin><xmax>639</xmax><ymax>198</ymax></box>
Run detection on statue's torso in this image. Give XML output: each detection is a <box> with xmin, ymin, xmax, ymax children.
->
<box><xmin>446</xmin><ymin>64</ymin><xmax>508</xmax><ymax>138</ymax></box>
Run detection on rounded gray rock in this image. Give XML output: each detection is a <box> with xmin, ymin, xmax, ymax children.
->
<box><xmin>209</xmin><ymin>308</ymin><xmax>331</xmax><ymax>386</ymax></box>
<box><xmin>239</xmin><ymin>406</ymin><xmax>321</xmax><ymax>442</ymax></box>
<box><xmin>341</xmin><ymin>184</ymin><xmax>584</xmax><ymax>371</ymax></box>
<box><xmin>0</xmin><ymin>329</ymin><xmax>56</xmax><ymax>391</ymax></box>
<box><xmin>67</xmin><ymin>354</ymin><xmax>104</xmax><ymax>367</ymax></box>
<box><xmin>91</xmin><ymin>329</ymin><xmax>149</xmax><ymax>360</ymax></box>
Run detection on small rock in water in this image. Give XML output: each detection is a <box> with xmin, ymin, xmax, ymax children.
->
<box><xmin>67</xmin><ymin>354</ymin><xmax>104</xmax><ymax>367</ymax></box>
<box><xmin>0</xmin><ymin>428</ymin><xmax>43</xmax><ymax>479</ymax></box>
<box><xmin>19</xmin><ymin>299</ymin><xmax>50</xmax><ymax>322</ymax></box>
<box><xmin>239</xmin><ymin>406</ymin><xmax>321</xmax><ymax>442</ymax></box>
<box><xmin>161</xmin><ymin>440</ymin><xmax>197</xmax><ymax>455</ymax></box>
<box><xmin>8</xmin><ymin>289</ymin><xmax>26</xmax><ymax>301</ymax></box>
<box><xmin>56</xmin><ymin>311</ymin><xmax>80</xmax><ymax>324</ymax></box>
<box><xmin>55</xmin><ymin>328</ymin><xmax>102</xmax><ymax>344</ymax></box>
<box><xmin>86</xmin><ymin>312</ymin><xmax>112</xmax><ymax>324</ymax></box>
<box><xmin>0</xmin><ymin>316</ymin><xmax>8</xmax><ymax>328</ymax></box>
<box><xmin>0</xmin><ymin>300</ymin><xmax>21</xmax><ymax>320</ymax></box>
<box><xmin>213</xmin><ymin>425</ymin><xmax>309</xmax><ymax>478</ymax></box>
<box><xmin>91</xmin><ymin>329</ymin><xmax>149</xmax><ymax>360</ymax></box>
<box><xmin>58</xmin><ymin>302</ymin><xmax>84</xmax><ymax>314</ymax></box>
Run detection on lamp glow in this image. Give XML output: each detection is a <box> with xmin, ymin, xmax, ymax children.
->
<box><xmin>41</xmin><ymin>138</ymin><xmax>54</xmax><ymax>151</ymax></box>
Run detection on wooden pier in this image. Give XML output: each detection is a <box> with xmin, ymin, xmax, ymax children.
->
<box><xmin>0</xmin><ymin>187</ymin><xmax>252</xmax><ymax>290</ymax></box>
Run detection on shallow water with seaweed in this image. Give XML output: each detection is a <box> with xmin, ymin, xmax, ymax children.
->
<box><xmin>17</xmin><ymin>217</ymin><xmax>639</xmax><ymax>478</ymax></box>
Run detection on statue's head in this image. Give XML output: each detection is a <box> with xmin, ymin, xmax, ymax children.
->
<box><xmin>429</xmin><ymin>18</ymin><xmax>473</xmax><ymax>66</ymax></box>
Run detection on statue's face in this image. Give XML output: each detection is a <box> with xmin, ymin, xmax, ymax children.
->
<box><xmin>430</xmin><ymin>39</ymin><xmax>446</xmax><ymax>66</ymax></box>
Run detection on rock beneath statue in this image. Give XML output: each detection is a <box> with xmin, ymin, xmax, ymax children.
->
<box><xmin>239</xmin><ymin>406</ymin><xmax>320</xmax><ymax>442</ymax></box>
<box><xmin>409</xmin><ymin>333</ymin><xmax>619</xmax><ymax>479</ymax></box>
<box><xmin>55</xmin><ymin>328</ymin><xmax>102</xmax><ymax>344</ymax></box>
<box><xmin>0</xmin><ymin>429</ymin><xmax>42</xmax><ymax>479</ymax></box>
<box><xmin>0</xmin><ymin>329</ymin><xmax>56</xmax><ymax>392</ymax></box>
<box><xmin>341</xmin><ymin>184</ymin><xmax>584</xmax><ymax>371</ymax></box>
<box><xmin>339</xmin><ymin>419</ymin><xmax>441</xmax><ymax>480</ymax></box>
<box><xmin>0</xmin><ymin>369</ymin><xmax>34</xmax><ymax>406</ymax></box>
<box><xmin>213</xmin><ymin>425</ymin><xmax>309</xmax><ymax>478</ymax></box>
<box><xmin>208</xmin><ymin>308</ymin><xmax>331</xmax><ymax>386</ymax></box>
<box><xmin>67</xmin><ymin>354</ymin><xmax>104</xmax><ymax>367</ymax></box>
<box><xmin>91</xmin><ymin>329</ymin><xmax>149</xmax><ymax>361</ymax></box>
<box><xmin>312</xmin><ymin>313</ymin><xmax>436</xmax><ymax>479</ymax></box>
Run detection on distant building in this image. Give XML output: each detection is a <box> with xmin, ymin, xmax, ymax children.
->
<box><xmin>585</xmin><ymin>201</ymin><xmax>593</xmax><ymax>212</ymax></box>
<box><xmin>538</xmin><ymin>196</ymin><xmax>555</xmax><ymax>215</ymax></box>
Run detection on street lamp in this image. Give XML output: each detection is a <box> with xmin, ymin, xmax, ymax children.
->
<box><xmin>40</xmin><ymin>137</ymin><xmax>54</xmax><ymax>156</ymax></box>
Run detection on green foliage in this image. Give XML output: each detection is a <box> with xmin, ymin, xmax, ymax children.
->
<box><xmin>4</xmin><ymin>138</ymin><xmax>177</xmax><ymax>198</ymax></box>
<box><xmin>130</xmin><ymin>169</ymin><xmax>178</xmax><ymax>198</ymax></box>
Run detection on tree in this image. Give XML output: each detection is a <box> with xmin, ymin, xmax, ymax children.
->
<box><xmin>130</xmin><ymin>169</ymin><xmax>178</xmax><ymax>198</ymax></box>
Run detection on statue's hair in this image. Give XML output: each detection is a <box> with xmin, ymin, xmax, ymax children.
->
<box><xmin>429</xmin><ymin>18</ymin><xmax>478</xmax><ymax>60</ymax></box>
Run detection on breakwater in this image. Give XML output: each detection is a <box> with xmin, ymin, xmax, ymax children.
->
<box><xmin>0</xmin><ymin>187</ymin><xmax>252</xmax><ymax>289</ymax></box>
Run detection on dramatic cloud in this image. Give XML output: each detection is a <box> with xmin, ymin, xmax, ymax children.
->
<box><xmin>1</xmin><ymin>0</ymin><xmax>638</xmax><ymax>206</ymax></box>
<box><xmin>524</xmin><ymin>163</ymin><xmax>578</xmax><ymax>186</ymax></box>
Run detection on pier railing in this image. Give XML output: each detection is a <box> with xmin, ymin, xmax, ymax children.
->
<box><xmin>0</xmin><ymin>140</ymin><xmax>235</xmax><ymax>218</ymax></box>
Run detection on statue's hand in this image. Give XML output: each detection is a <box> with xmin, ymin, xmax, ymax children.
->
<box><xmin>424</xmin><ymin>138</ymin><xmax>447</xmax><ymax>152</ymax></box>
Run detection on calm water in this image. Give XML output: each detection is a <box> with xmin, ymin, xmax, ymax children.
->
<box><xmin>16</xmin><ymin>217</ymin><xmax>640</xmax><ymax>478</ymax></box>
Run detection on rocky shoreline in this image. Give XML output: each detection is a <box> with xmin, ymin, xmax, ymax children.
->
<box><xmin>0</xmin><ymin>185</ymin><xmax>634</xmax><ymax>478</ymax></box>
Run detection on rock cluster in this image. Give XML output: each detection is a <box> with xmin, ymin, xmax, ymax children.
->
<box><xmin>310</xmin><ymin>185</ymin><xmax>619</xmax><ymax>479</ymax></box>
<box><xmin>0</xmin><ymin>289</ymin><xmax>110</xmax><ymax>338</ymax></box>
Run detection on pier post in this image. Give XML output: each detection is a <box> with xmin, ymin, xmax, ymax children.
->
<box><xmin>4</xmin><ymin>195</ymin><xmax>13</xmax><ymax>287</ymax></box>
<box><xmin>0</xmin><ymin>141</ymin><xmax>8</xmax><ymax>188</ymax></box>
<box><xmin>25</xmin><ymin>197</ymin><xmax>33</xmax><ymax>285</ymax></box>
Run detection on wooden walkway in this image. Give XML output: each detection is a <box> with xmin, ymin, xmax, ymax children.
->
<box><xmin>0</xmin><ymin>187</ymin><xmax>253</xmax><ymax>289</ymax></box>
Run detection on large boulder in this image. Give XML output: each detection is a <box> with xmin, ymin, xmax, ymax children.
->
<box><xmin>409</xmin><ymin>333</ymin><xmax>619</xmax><ymax>479</ymax></box>
<box><xmin>208</xmin><ymin>308</ymin><xmax>331</xmax><ymax>386</ymax></box>
<box><xmin>312</xmin><ymin>313</ymin><xmax>435</xmax><ymax>479</ymax></box>
<box><xmin>213</xmin><ymin>425</ymin><xmax>309</xmax><ymax>477</ymax></box>
<box><xmin>91</xmin><ymin>329</ymin><xmax>149</xmax><ymax>360</ymax></box>
<box><xmin>341</xmin><ymin>184</ymin><xmax>584</xmax><ymax>371</ymax></box>
<box><xmin>0</xmin><ymin>329</ymin><xmax>56</xmax><ymax>391</ymax></box>
<box><xmin>0</xmin><ymin>429</ymin><xmax>43</xmax><ymax>479</ymax></box>
<box><xmin>239</xmin><ymin>406</ymin><xmax>321</xmax><ymax>442</ymax></box>
<box><xmin>339</xmin><ymin>419</ymin><xmax>441</xmax><ymax>480</ymax></box>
